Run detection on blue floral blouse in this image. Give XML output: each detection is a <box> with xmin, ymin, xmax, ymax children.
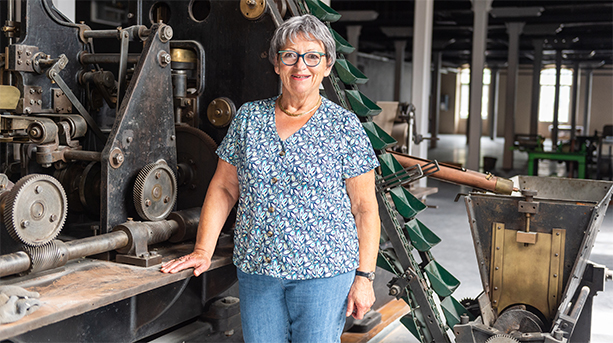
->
<box><xmin>216</xmin><ymin>96</ymin><xmax>379</xmax><ymax>280</ymax></box>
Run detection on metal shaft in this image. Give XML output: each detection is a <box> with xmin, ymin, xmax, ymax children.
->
<box><xmin>80</xmin><ymin>53</ymin><xmax>141</xmax><ymax>65</ymax></box>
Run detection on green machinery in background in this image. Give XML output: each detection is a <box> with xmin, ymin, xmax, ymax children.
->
<box><xmin>308</xmin><ymin>2</ymin><xmax>613</xmax><ymax>343</ymax></box>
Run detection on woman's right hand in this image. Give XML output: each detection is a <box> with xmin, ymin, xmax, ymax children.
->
<box><xmin>160</xmin><ymin>249</ymin><xmax>211</xmax><ymax>277</ymax></box>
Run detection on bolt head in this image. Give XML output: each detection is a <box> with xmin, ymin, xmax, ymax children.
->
<box><xmin>21</xmin><ymin>220</ymin><xmax>30</xmax><ymax>228</ymax></box>
<box><xmin>145</xmin><ymin>199</ymin><xmax>151</xmax><ymax>207</ymax></box>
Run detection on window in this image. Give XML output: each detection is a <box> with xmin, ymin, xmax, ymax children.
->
<box><xmin>538</xmin><ymin>68</ymin><xmax>572</xmax><ymax>123</ymax></box>
<box><xmin>458</xmin><ymin>68</ymin><xmax>490</xmax><ymax>119</ymax></box>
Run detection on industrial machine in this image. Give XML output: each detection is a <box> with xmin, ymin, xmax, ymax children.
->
<box><xmin>0</xmin><ymin>1</ymin><xmax>611</xmax><ymax>342</ymax></box>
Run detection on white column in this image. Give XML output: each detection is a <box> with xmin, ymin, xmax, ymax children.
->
<box><xmin>411</xmin><ymin>0</ymin><xmax>433</xmax><ymax>176</ymax></box>
<box><xmin>346</xmin><ymin>25</ymin><xmax>362</xmax><ymax>67</ymax></box>
<box><xmin>502</xmin><ymin>22</ymin><xmax>525</xmax><ymax>170</ymax></box>
<box><xmin>467</xmin><ymin>0</ymin><xmax>492</xmax><ymax>170</ymax></box>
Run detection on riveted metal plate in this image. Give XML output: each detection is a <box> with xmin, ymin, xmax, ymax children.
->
<box><xmin>549</xmin><ymin>228</ymin><xmax>565</xmax><ymax>317</ymax></box>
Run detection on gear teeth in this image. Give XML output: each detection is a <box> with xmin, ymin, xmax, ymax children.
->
<box><xmin>4</xmin><ymin>174</ymin><xmax>68</xmax><ymax>246</ymax></box>
<box><xmin>133</xmin><ymin>160</ymin><xmax>177</xmax><ymax>221</ymax></box>
<box><xmin>485</xmin><ymin>334</ymin><xmax>520</xmax><ymax>343</ymax></box>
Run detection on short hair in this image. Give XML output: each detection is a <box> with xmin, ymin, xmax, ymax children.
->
<box><xmin>268</xmin><ymin>14</ymin><xmax>336</xmax><ymax>67</ymax></box>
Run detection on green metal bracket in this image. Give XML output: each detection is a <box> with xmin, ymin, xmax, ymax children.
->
<box><xmin>334</xmin><ymin>58</ymin><xmax>369</xmax><ymax>85</ymax></box>
<box><xmin>345</xmin><ymin>89</ymin><xmax>382</xmax><ymax>117</ymax></box>
<box><xmin>405</xmin><ymin>219</ymin><xmax>442</xmax><ymax>252</ymax></box>
<box><xmin>362</xmin><ymin>122</ymin><xmax>397</xmax><ymax>150</ymax></box>
<box><xmin>389</xmin><ymin>186</ymin><xmax>427</xmax><ymax>219</ymax></box>
<box><xmin>329</xmin><ymin>28</ymin><xmax>355</xmax><ymax>54</ymax></box>
<box><xmin>441</xmin><ymin>296</ymin><xmax>475</xmax><ymax>329</ymax></box>
<box><xmin>424</xmin><ymin>260</ymin><xmax>461</xmax><ymax>298</ymax></box>
<box><xmin>304</xmin><ymin>0</ymin><xmax>341</xmax><ymax>22</ymax></box>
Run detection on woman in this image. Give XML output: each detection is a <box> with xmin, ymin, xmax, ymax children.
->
<box><xmin>161</xmin><ymin>14</ymin><xmax>380</xmax><ymax>343</ymax></box>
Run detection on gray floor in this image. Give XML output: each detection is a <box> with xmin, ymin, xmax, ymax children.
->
<box><xmin>370</xmin><ymin>134</ymin><xmax>613</xmax><ymax>343</ymax></box>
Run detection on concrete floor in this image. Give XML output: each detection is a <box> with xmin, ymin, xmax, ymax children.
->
<box><xmin>370</xmin><ymin>134</ymin><xmax>613</xmax><ymax>343</ymax></box>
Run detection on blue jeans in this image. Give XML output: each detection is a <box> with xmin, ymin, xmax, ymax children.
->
<box><xmin>236</xmin><ymin>269</ymin><xmax>354</xmax><ymax>343</ymax></box>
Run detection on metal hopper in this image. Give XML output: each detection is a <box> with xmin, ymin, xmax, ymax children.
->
<box><xmin>461</xmin><ymin>176</ymin><xmax>613</xmax><ymax>342</ymax></box>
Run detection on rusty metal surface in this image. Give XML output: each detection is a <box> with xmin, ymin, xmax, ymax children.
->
<box><xmin>0</xmin><ymin>244</ymin><xmax>232</xmax><ymax>340</ymax></box>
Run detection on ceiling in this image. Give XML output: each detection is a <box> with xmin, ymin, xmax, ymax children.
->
<box><xmin>329</xmin><ymin>0</ymin><xmax>613</xmax><ymax>68</ymax></box>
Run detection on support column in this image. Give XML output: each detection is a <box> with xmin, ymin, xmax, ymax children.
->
<box><xmin>502</xmin><ymin>22</ymin><xmax>525</xmax><ymax>171</ymax></box>
<box><xmin>394</xmin><ymin>40</ymin><xmax>407</xmax><ymax>102</ymax></box>
<box><xmin>488</xmin><ymin>67</ymin><xmax>500</xmax><ymax>140</ymax></box>
<box><xmin>530</xmin><ymin>39</ymin><xmax>544</xmax><ymax>136</ymax></box>
<box><xmin>570</xmin><ymin>61</ymin><xmax>581</xmax><ymax>141</ymax></box>
<box><xmin>467</xmin><ymin>0</ymin><xmax>492</xmax><ymax>170</ymax></box>
<box><xmin>411</xmin><ymin>0</ymin><xmax>433</xmax><ymax>188</ymax></box>
<box><xmin>346</xmin><ymin>25</ymin><xmax>362</xmax><ymax>67</ymax></box>
<box><xmin>583</xmin><ymin>68</ymin><xmax>594</xmax><ymax>135</ymax></box>
<box><xmin>430</xmin><ymin>51</ymin><xmax>442</xmax><ymax>148</ymax></box>
<box><xmin>552</xmin><ymin>50</ymin><xmax>562</xmax><ymax>148</ymax></box>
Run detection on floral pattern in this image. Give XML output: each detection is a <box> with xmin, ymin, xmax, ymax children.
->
<box><xmin>217</xmin><ymin>96</ymin><xmax>379</xmax><ymax>280</ymax></box>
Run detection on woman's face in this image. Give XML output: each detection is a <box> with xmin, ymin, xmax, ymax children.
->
<box><xmin>274</xmin><ymin>34</ymin><xmax>332</xmax><ymax>99</ymax></box>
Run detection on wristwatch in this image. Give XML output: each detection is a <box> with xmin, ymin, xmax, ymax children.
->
<box><xmin>356</xmin><ymin>270</ymin><xmax>375</xmax><ymax>282</ymax></box>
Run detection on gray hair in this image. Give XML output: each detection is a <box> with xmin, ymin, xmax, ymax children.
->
<box><xmin>268</xmin><ymin>14</ymin><xmax>336</xmax><ymax>67</ymax></box>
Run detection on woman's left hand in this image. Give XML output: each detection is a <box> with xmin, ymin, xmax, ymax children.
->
<box><xmin>345</xmin><ymin>276</ymin><xmax>375</xmax><ymax>320</ymax></box>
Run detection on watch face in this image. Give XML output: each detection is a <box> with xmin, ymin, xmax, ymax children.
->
<box><xmin>357</xmin><ymin>271</ymin><xmax>375</xmax><ymax>281</ymax></box>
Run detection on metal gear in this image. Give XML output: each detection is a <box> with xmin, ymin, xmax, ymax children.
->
<box><xmin>460</xmin><ymin>297</ymin><xmax>481</xmax><ymax>318</ymax></box>
<box><xmin>3</xmin><ymin>174</ymin><xmax>68</xmax><ymax>246</ymax></box>
<box><xmin>485</xmin><ymin>334</ymin><xmax>520</xmax><ymax>343</ymax></box>
<box><xmin>133</xmin><ymin>160</ymin><xmax>177</xmax><ymax>221</ymax></box>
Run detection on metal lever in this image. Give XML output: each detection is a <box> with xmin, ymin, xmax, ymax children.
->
<box><xmin>47</xmin><ymin>54</ymin><xmax>106</xmax><ymax>142</ymax></box>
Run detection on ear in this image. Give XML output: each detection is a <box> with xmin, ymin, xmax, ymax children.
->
<box><xmin>323</xmin><ymin>63</ymin><xmax>333</xmax><ymax>77</ymax></box>
<box><xmin>274</xmin><ymin>60</ymin><xmax>280</xmax><ymax>75</ymax></box>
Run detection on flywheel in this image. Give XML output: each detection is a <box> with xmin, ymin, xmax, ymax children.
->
<box><xmin>133</xmin><ymin>160</ymin><xmax>177</xmax><ymax>221</ymax></box>
<box><xmin>3</xmin><ymin>174</ymin><xmax>68</xmax><ymax>246</ymax></box>
<box><xmin>175</xmin><ymin>125</ymin><xmax>218</xmax><ymax>210</ymax></box>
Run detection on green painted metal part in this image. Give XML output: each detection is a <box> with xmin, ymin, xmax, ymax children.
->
<box><xmin>345</xmin><ymin>89</ymin><xmax>382</xmax><ymax>117</ymax></box>
<box><xmin>329</xmin><ymin>28</ymin><xmax>355</xmax><ymax>54</ymax></box>
<box><xmin>304</xmin><ymin>0</ymin><xmax>341</xmax><ymax>22</ymax></box>
<box><xmin>441</xmin><ymin>296</ymin><xmax>475</xmax><ymax>329</ymax></box>
<box><xmin>362</xmin><ymin>122</ymin><xmax>397</xmax><ymax>150</ymax></box>
<box><xmin>334</xmin><ymin>58</ymin><xmax>369</xmax><ymax>85</ymax></box>
<box><xmin>424</xmin><ymin>260</ymin><xmax>461</xmax><ymax>298</ymax></box>
<box><xmin>389</xmin><ymin>186</ymin><xmax>427</xmax><ymax>219</ymax></box>
<box><xmin>405</xmin><ymin>219</ymin><xmax>441</xmax><ymax>252</ymax></box>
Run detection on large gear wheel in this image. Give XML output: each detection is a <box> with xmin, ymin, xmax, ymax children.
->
<box><xmin>3</xmin><ymin>174</ymin><xmax>68</xmax><ymax>246</ymax></box>
<box><xmin>485</xmin><ymin>334</ymin><xmax>520</xmax><ymax>343</ymax></box>
<box><xmin>175</xmin><ymin>125</ymin><xmax>218</xmax><ymax>210</ymax></box>
<box><xmin>133</xmin><ymin>160</ymin><xmax>177</xmax><ymax>221</ymax></box>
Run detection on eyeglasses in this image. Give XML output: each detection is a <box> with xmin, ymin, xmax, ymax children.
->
<box><xmin>278</xmin><ymin>50</ymin><xmax>326</xmax><ymax>67</ymax></box>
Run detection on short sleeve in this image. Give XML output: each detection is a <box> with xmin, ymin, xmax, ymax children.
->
<box><xmin>341</xmin><ymin>113</ymin><xmax>380</xmax><ymax>179</ymax></box>
<box><xmin>216</xmin><ymin>103</ymin><xmax>249</xmax><ymax>166</ymax></box>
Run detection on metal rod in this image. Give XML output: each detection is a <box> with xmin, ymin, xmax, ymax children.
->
<box><xmin>0</xmin><ymin>251</ymin><xmax>30</xmax><ymax>277</ymax></box>
<box><xmin>82</xmin><ymin>29</ymin><xmax>121</xmax><ymax>39</ymax></box>
<box><xmin>63</xmin><ymin>149</ymin><xmax>102</xmax><ymax>162</ymax></box>
<box><xmin>80</xmin><ymin>53</ymin><xmax>140</xmax><ymax>65</ymax></box>
<box><xmin>569</xmin><ymin>286</ymin><xmax>591</xmax><ymax>320</ymax></box>
<box><xmin>65</xmin><ymin>231</ymin><xmax>129</xmax><ymax>260</ymax></box>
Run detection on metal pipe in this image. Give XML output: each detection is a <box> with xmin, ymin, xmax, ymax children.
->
<box><xmin>0</xmin><ymin>251</ymin><xmax>30</xmax><ymax>277</ymax></box>
<box><xmin>569</xmin><ymin>286</ymin><xmax>591</xmax><ymax>320</ymax></box>
<box><xmin>387</xmin><ymin>150</ymin><xmax>516</xmax><ymax>195</ymax></box>
<box><xmin>64</xmin><ymin>231</ymin><xmax>129</xmax><ymax>260</ymax></box>
<box><xmin>63</xmin><ymin>149</ymin><xmax>102</xmax><ymax>162</ymax></box>
<box><xmin>80</xmin><ymin>53</ymin><xmax>141</xmax><ymax>65</ymax></box>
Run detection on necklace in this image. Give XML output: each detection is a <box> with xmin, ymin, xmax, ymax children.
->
<box><xmin>277</xmin><ymin>95</ymin><xmax>322</xmax><ymax>117</ymax></box>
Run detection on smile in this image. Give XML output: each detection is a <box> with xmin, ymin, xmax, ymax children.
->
<box><xmin>292</xmin><ymin>74</ymin><xmax>311</xmax><ymax>80</ymax></box>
